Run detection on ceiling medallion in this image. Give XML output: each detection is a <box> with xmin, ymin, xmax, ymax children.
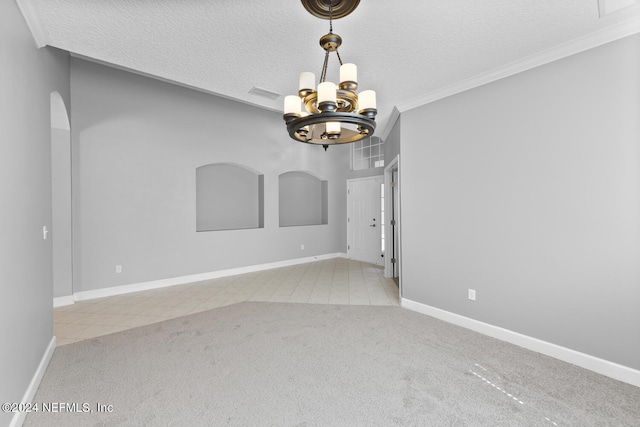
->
<box><xmin>300</xmin><ymin>0</ymin><xmax>361</xmax><ymax>20</ymax></box>
<box><xmin>284</xmin><ymin>0</ymin><xmax>376</xmax><ymax>150</ymax></box>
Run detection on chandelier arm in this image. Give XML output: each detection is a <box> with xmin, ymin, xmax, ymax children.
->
<box><xmin>335</xmin><ymin>49</ymin><xmax>344</xmax><ymax>66</ymax></box>
<box><xmin>320</xmin><ymin>49</ymin><xmax>330</xmax><ymax>83</ymax></box>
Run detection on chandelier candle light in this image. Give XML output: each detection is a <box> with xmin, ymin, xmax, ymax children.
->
<box><xmin>283</xmin><ymin>0</ymin><xmax>377</xmax><ymax>150</ymax></box>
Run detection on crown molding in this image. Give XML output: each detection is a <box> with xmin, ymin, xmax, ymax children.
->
<box><xmin>378</xmin><ymin>106</ymin><xmax>401</xmax><ymax>142</ymax></box>
<box><xmin>15</xmin><ymin>0</ymin><xmax>48</xmax><ymax>48</ymax></box>
<box><xmin>397</xmin><ymin>15</ymin><xmax>640</xmax><ymax>113</ymax></box>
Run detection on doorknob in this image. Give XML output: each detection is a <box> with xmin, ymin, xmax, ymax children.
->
<box><xmin>370</xmin><ymin>224</ymin><xmax>376</xmax><ymax>227</ymax></box>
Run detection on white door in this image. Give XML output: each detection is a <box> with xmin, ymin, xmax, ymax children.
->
<box><xmin>347</xmin><ymin>176</ymin><xmax>384</xmax><ymax>266</ymax></box>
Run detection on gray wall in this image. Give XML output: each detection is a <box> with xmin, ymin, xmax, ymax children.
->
<box><xmin>0</xmin><ymin>2</ymin><xmax>70</xmax><ymax>425</ymax></box>
<box><xmin>70</xmin><ymin>58</ymin><xmax>349</xmax><ymax>293</ymax></box>
<box><xmin>400</xmin><ymin>34</ymin><xmax>640</xmax><ymax>370</ymax></box>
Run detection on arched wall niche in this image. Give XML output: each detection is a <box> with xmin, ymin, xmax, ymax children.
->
<box><xmin>279</xmin><ymin>170</ymin><xmax>328</xmax><ymax>227</ymax></box>
<box><xmin>196</xmin><ymin>163</ymin><xmax>264</xmax><ymax>232</ymax></box>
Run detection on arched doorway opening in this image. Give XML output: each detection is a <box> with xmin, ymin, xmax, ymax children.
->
<box><xmin>50</xmin><ymin>92</ymin><xmax>73</xmax><ymax>306</ymax></box>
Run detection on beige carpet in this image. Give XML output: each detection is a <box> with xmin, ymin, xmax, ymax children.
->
<box><xmin>25</xmin><ymin>302</ymin><xmax>640</xmax><ymax>426</ymax></box>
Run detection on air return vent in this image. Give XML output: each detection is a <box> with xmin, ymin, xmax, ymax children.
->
<box><xmin>248</xmin><ymin>86</ymin><xmax>281</xmax><ymax>100</ymax></box>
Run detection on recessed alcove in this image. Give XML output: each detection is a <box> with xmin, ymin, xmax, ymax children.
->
<box><xmin>196</xmin><ymin>163</ymin><xmax>264</xmax><ymax>232</ymax></box>
<box><xmin>279</xmin><ymin>171</ymin><xmax>328</xmax><ymax>227</ymax></box>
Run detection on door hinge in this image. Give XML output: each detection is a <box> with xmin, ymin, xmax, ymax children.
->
<box><xmin>390</xmin><ymin>219</ymin><xmax>396</xmax><ymax>226</ymax></box>
<box><xmin>390</xmin><ymin>181</ymin><xmax>396</xmax><ymax>188</ymax></box>
<box><xmin>348</xmin><ymin>245</ymin><xmax>350</xmax><ymax>250</ymax></box>
<box><xmin>391</xmin><ymin>258</ymin><xmax>396</xmax><ymax>264</ymax></box>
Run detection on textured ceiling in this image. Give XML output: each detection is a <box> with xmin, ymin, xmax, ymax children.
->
<box><xmin>28</xmin><ymin>0</ymin><xmax>640</xmax><ymax>135</ymax></box>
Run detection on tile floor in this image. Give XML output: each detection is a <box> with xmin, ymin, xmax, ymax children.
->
<box><xmin>54</xmin><ymin>258</ymin><xmax>399</xmax><ymax>346</ymax></box>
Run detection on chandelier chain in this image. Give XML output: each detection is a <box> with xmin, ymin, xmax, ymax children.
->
<box><xmin>331</xmin><ymin>3</ymin><xmax>342</xmax><ymax>66</ymax></box>
<box><xmin>329</xmin><ymin>3</ymin><xmax>333</xmax><ymax>33</ymax></box>
<box><xmin>319</xmin><ymin>3</ymin><xmax>342</xmax><ymax>81</ymax></box>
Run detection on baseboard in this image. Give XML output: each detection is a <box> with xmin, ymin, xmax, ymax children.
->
<box><xmin>53</xmin><ymin>295</ymin><xmax>75</xmax><ymax>308</ymax></box>
<box><xmin>401</xmin><ymin>298</ymin><xmax>640</xmax><ymax>388</ymax></box>
<box><xmin>9</xmin><ymin>337</ymin><xmax>56</xmax><ymax>427</ymax></box>
<box><xmin>74</xmin><ymin>253</ymin><xmax>348</xmax><ymax>302</ymax></box>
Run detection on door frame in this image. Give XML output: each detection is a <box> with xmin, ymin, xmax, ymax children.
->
<box><xmin>384</xmin><ymin>155</ymin><xmax>401</xmax><ymax>293</ymax></box>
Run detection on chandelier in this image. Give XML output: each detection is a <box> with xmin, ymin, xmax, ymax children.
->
<box><xmin>283</xmin><ymin>0</ymin><xmax>377</xmax><ymax>150</ymax></box>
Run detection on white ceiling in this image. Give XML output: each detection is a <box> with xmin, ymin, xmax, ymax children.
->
<box><xmin>24</xmin><ymin>0</ymin><xmax>640</xmax><ymax>135</ymax></box>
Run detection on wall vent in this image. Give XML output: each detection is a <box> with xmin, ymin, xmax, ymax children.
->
<box><xmin>248</xmin><ymin>86</ymin><xmax>281</xmax><ymax>100</ymax></box>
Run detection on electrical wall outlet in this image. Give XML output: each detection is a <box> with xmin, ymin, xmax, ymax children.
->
<box><xmin>468</xmin><ymin>289</ymin><xmax>476</xmax><ymax>301</ymax></box>
<box><xmin>116</xmin><ymin>265</ymin><xmax>122</xmax><ymax>273</ymax></box>
<box><xmin>301</xmin><ymin>244</ymin><xmax>305</xmax><ymax>250</ymax></box>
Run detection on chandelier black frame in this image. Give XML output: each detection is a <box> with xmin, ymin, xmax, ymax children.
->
<box><xmin>283</xmin><ymin>0</ymin><xmax>377</xmax><ymax>149</ymax></box>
